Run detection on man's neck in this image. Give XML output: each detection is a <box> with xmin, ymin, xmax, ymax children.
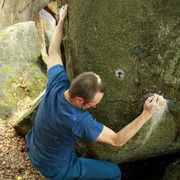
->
<box><xmin>64</xmin><ymin>89</ymin><xmax>75</xmax><ymax>107</ymax></box>
<box><xmin>64</xmin><ymin>89</ymin><xmax>86</xmax><ymax>110</ymax></box>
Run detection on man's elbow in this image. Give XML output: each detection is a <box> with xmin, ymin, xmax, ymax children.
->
<box><xmin>114</xmin><ymin>142</ymin><xmax>125</xmax><ymax>147</ymax></box>
<box><xmin>48</xmin><ymin>47</ymin><xmax>55</xmax><ymax>57</ymax></box>
<box><xmin>113</xmin><ymin>136</ymin><xmax>127</xmax><ymax>147</ymax></box>
<box><xmin>48</xmin><ymin>45</ymin><xmax>60</xmax><ymax>57</ymax></box>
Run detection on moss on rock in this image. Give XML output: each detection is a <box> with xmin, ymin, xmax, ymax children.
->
<box><xmin>0</xmin><ymin>21</ymin><xmax>47</xmax><ymax>120</ymax></box>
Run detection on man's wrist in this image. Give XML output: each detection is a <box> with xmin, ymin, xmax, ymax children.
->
<box><xmin>59</xmin><ymin>17</ymin><xmax>66</xmax><ymax>24</ymax></box>
<box><xmin>141</xmin><ymin>110</ymin><xmax>152</xmax><ymax>122</ymax></box>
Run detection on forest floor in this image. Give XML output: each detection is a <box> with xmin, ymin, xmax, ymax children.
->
<box><xmin>0</xmin><ymin>97</ymin><xmax>45</xmax><ymax>180</ymax></box>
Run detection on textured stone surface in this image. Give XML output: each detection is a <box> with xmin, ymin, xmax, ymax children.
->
<box><xmin>58</xmin><ymin>0</ymin><xmax>180</xmax><ymax>163</ymax></box>
<box><xmin>0</xmin><ymin>21</ymin><xmax>47</xmax><ymax>120</ymax></box>
<box><xmin>163</xmin><ymin>159</ymin><xmax>180</xmax><ymax>180</ymax></box>
<box><xmin>0</xmin><ymin>0</ymin><xmax>50</xmax><ymax>30</ymax></box>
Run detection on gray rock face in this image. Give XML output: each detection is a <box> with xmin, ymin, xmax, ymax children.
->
<box><xmin>0</xmin><ymin>0</ymin><xmax>50</xmax><ymax>30</ymax></box>
<box><xmin>0</xmin><ymin>21</ymin><xmax>47</xmax><ymax>120</ymax></box>
<box><xmin>58</xmin><ymin>0</ymin><xmax>180</xmax><ymax>163</ymax></box>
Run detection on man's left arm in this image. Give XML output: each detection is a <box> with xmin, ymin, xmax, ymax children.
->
<box><xmin>47</xmin><ymin>5</ymin><xmax>68</xmax><ymax>72</ymax></box>
<box><xmin>95</xmin><ymin>94</ymin><xmax>166</xmax><ymax>147</ymax></box>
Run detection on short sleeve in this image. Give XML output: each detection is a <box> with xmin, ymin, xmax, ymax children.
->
<box><xmin>47</xmin><ymin>65</ymin><xmax>70</xmax><ymax>89</ymax></box>
<box><xmin>72</xmin><ymin>113</ymin><xmax>104</xmax><ymax>142</ymax></box>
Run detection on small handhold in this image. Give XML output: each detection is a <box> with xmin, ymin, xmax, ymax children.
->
<box><xmin>115</xmin><ymin>69</ymin><xmax>125</xmax><ymax>79</ymax></box>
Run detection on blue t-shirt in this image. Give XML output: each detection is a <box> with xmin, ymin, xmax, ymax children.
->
<box><xmin>25</xmin><ymin>65</ymin><xmax>103</xmax><ymax>168</ymax></box>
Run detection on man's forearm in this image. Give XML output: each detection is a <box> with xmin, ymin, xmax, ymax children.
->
<box><xmin>116</xmin><ymin>111</ymin><xmax>152</xmax><ymax>146</ymax></box>
<box><xmin>48</xmin><ymin>19</ymin><xmax>64</xmax><ymax>55</ymax></box>
<box><xmin>47</xmin><ymin>5</ymin><xmax>68</xmax><ymax>71</ymax></box>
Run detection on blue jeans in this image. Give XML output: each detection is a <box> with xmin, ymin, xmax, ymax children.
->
<box><xmin>27</xmin><ymin>148</ymin><xmax>121</xmax><ymax>180</ymax></box>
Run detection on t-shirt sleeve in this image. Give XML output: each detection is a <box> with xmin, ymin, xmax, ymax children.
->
<box><xmin>72</xmin><ymin>113</ymin><xmax>104</xmax><ymax>142</ymax></box>
<box><xmin>47</xmin><ymin>65</ymin><xmax>70</xmax><ymax>89</ymax></box>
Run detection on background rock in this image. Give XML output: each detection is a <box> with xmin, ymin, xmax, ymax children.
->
<box><xmin>14</xmin><ymin>90</ymin><xmax>45</xmax><ymax>136</ymax></box>
<box><xmin>58</xmin><ymin>0</ymin><xmax>180</xmax><ymax>163</ymax></box>
<box><xmin>0</xmin><ymin>0</ymin><xmax>50</xmax><ymax>30</ymax></box>
<box><xmin>0</xmin><ymin>21</ymin><xmax>47</xmax><ymax>120</ymax></box>
<box><xmin>163</xmin><ymin>159</ymin><xmax>180</xmax><ymax>180</ymax></box>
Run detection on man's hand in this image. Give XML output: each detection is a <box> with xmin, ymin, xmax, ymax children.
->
<box><xmin>59</xmin><ymin>5</ymin><xmax>68</xmax><ymax>22</ymax></box>
<box><xmin>143</xmin><ymin>93</ymin><xmax>166</xmax><ymax>117</ymax></box>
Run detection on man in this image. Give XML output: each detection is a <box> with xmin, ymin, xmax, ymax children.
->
<box><xmin>26</xmin><ymin>5</ymin><xmax>166</xmax><ymax>180</ymax></box>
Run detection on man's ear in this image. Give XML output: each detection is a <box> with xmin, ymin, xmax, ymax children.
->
<box><xmin>75</xmin><ymin>96</ymin><xmax>84</xmax><ymax>103</ymax></box>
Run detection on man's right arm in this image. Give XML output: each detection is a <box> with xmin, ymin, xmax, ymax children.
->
<box><xmin>47</xmin><ymin>5</ymin><xmax>68</xmax><ymax>72</ymax></box>
<box><xmin>95</xmin><ymin>94</ymin><xmax>166</xmax><ymax>147</ymax></box>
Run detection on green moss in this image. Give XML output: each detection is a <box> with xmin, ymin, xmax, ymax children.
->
<box><xmin>0</xmin><ymin>65</ymin><xmax>47</xmax><ymax>120</ymax></box>
<box><xmin>2</xmin><ymin>67</ymin><xmax>10</xmax><ymax>73</ymax></box>
<box><xmin>0</xmin><ymin>35</ymin><xmax>4</xmax><ymax>40</ymax></box>
<box><xmin>0</xmin><ymin>77</ymin><xmax>24</xmax><ymax>119</ymax></box>
<box><xmin>1</xmin><ymin>77</ymin><xmax>26</xmax><ymax>106</ymax></box>
<box><xmin>25</xmin><ymin>65</ymin><xmax>47</xmax><ymax>97</ymax></box>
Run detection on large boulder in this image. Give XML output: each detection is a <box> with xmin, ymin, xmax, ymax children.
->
<box><xmin>0</xmin><ymin>0</ymin><xmax>50</xmax><ymax>30</ymax></box>
<box><xmin>58</xmin><ymin>0</ymin><xmax>180</xmax><ymax>163</ymax></box>
<box><xmin>0</xmin><ymin>21</ymin><xmax>47</xmax><ymax>120</ymax></box>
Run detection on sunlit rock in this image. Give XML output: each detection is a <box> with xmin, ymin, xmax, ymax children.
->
<box><xmin>0</xmin><ymin>0</ymin><xmax>50</xmax><ymax>30</ymax></box>
<box><xmin>0</xmin><ymin>21</ymin><xmax>47</xmax><ymax>120</ymax></box>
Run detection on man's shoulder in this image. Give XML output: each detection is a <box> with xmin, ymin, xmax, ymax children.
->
<box><xmin>47</xmin><ymin>65</ymin><xmax>70</xmax><ymax>89</ymax></box>
<box><xmin>75</xmin><ymin>111</ymin><xmax>94</xmax><ymax>124</ymax></box>
<box><xmin>47</xmin><ymin>64</ymin><xmax>66</xmax><ymax>80</ymax></box>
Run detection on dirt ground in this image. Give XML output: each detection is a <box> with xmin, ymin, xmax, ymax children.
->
<box><xmin>0</xmin><ymin>97</ymin><xmax>45</xmax><ymax>180</ymax></box>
